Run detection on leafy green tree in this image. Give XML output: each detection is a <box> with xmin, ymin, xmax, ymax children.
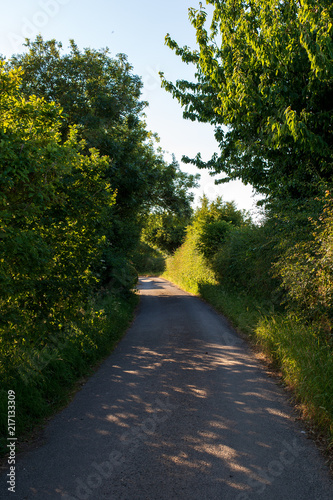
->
<box><xmin>187</xmin><ymin>195</ymin><xmax>251</xmax><ymax>260</ymax></box>
<box><xmin>140</xmin><ymin>155</ymin><xmax>199</xmax><ymax>254</ymax></box>
<box><xmin>141</xmin><ymin>212</ymin><xmax>190</xmax><ymax>255</ymax></box>
<box><xmin>9</xmin><ymin>37</ymin><xmax>198</xmax><ymax>271</ymax></box>
<box><xmin>9</xmin><ymin>37</ymin><xmax>144</xmax><ymax>152</ymax></box>
<box><xmin>8</xmin><ymin>37</ymin><xmax>148</xmax><ymax>229</ymax></box>
<box><xmin>274</xmin><ymin>192</ymin><xmax>333</xmax><ymax>330</ymax></box>
<box><xmin>161</xmin><ymin>1</ymin><xmax>333</xmax><ymax>208</ymax></box>
<box><xmin>146</xmin><ymin>155</ymin><xmax>199</xmax><ymax>217</ymax></box>
<box><xmin>0</xmin><ymin>62</ymin><xmax>115</xmax><ymax>345</ymax></box>
<box><xmin>193</xmin><ymin>195</ymin><xmax>250</xmax><ymax>227</ymax></box>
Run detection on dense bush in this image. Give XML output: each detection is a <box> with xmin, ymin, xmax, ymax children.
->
<box><xmin>164</xmin><ymin>224</ymin><xmax>217</xmax><ymax>294</ymax></box>
<box><xmin>197</xmin><ymin>220</ymin><xmax>232</xmax><ymax>260</ymax></box>
<box><xmin>275</xmin><ymin>193</ymin><xmax>333</xmax><ymax>332</ymax></box>
<box><xmin>212</xmin><ymin>224</ymin><xmax>281</xmax><ymax>304</ymax></box>
<box><xmin>0</xmin><ymin>63</ymin><xmax>114</xmax><ymax>351</ymax></box>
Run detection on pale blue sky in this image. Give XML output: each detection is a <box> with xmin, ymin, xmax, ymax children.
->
<box><xmin>1</xmin><ymin>0</ymin><xmax>260</xmax><ymax>214</ymax></box>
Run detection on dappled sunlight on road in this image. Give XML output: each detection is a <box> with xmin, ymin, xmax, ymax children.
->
<box><xmin>68</xmin><ymin>284</ymin><xmax>301</xmax><ymax>499</ymax></box>
<box><xmin>10</xmin><ymin>277</ymin><xmax>331</xmax><ymax>500</ymax></box>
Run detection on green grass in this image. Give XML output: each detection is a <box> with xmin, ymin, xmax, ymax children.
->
<box><xmin>162</xmin><ymin>230</ymin><xmax>217</xmax><ymax>294</ymax></box>
<box><xmin>256</xmin><ymin>315</ymin><xmax>333</xmax><ymax>437</ymax></box>
<box><xmin>198</xmin><ymin>283</ymin><xmax>273</xmax><ymax>335</ymax></box>
<box><xmin>0</xmin><ymin>290</ymin><xmax>138</xmax><ymax>457</ymax></box>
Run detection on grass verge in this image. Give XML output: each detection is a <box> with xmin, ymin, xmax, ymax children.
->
<box><xmin>162</xmin><ymin>231</ymin><xmax>217</xmax><ymax>295</ymax></box>
<box><xmin>256</xmin><ymin>315</ymin><xmax>333</xmax><ymax>440</ymax></box>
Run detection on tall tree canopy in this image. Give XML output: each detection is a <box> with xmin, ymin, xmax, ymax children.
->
<box><xmin>9</xmin><ymin>37</ymin><xmax>198</xmax><ymax>266</ymax></box>
<box><xmin>0</xmin><ymin>62</ymin><xmax>117</xmax><ymax>339</ymax></box>
<box><xmin>161</xmin><ymin>0</ymin><xmax>333</xmax><ymax>208</ymax></box>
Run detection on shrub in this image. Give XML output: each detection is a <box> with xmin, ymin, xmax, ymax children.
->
<box><xmin>275</xmin><ymin>193</ymin><xmax>333</xmax><ymax>330</ymax></box>
<box><xmin>197</xmin><ymin>220</ymin><xmax>232</xmax><ymax>260</ymax></box>
<box><xmin>212</xmin><ymin>224</ymin><xmax>281</xmax><ymax>303</ymax></box>
<box><xmin>164</xmin><ymin>225</ymin><xmax>216</xmax><ymax>294</ymax></box>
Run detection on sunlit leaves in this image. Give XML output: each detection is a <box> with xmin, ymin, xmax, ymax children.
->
<box><xmin>0</xmin><ymin>62</ymin><xmax>116</xmax><ymax>347</ymax></box>
<box><xmin>274</xmin><ymin>192</ymin><xmax>333</xmax><ymax>326</ymax></box>
<box><xmin>162</xmin><ymin>0</ymin><xmax>333</xmax><ymax>207</ymax></box>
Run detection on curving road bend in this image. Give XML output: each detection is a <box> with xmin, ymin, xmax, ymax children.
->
<box><xmin>0</xmin><ymin>277</ymin><xmax>332</xmax><ymax>499</ymax></box>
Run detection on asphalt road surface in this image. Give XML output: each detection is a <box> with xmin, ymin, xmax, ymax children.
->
<box><xmin>1</xmin><ymin>277</ymin><xmax>332</xmax><ymax>500</ymax></box>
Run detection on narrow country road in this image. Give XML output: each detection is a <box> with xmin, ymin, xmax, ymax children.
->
<box><xmin>1</xmin><ymin>277</ymin><xmax>332</xmax><ymax>500</ymax></box>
